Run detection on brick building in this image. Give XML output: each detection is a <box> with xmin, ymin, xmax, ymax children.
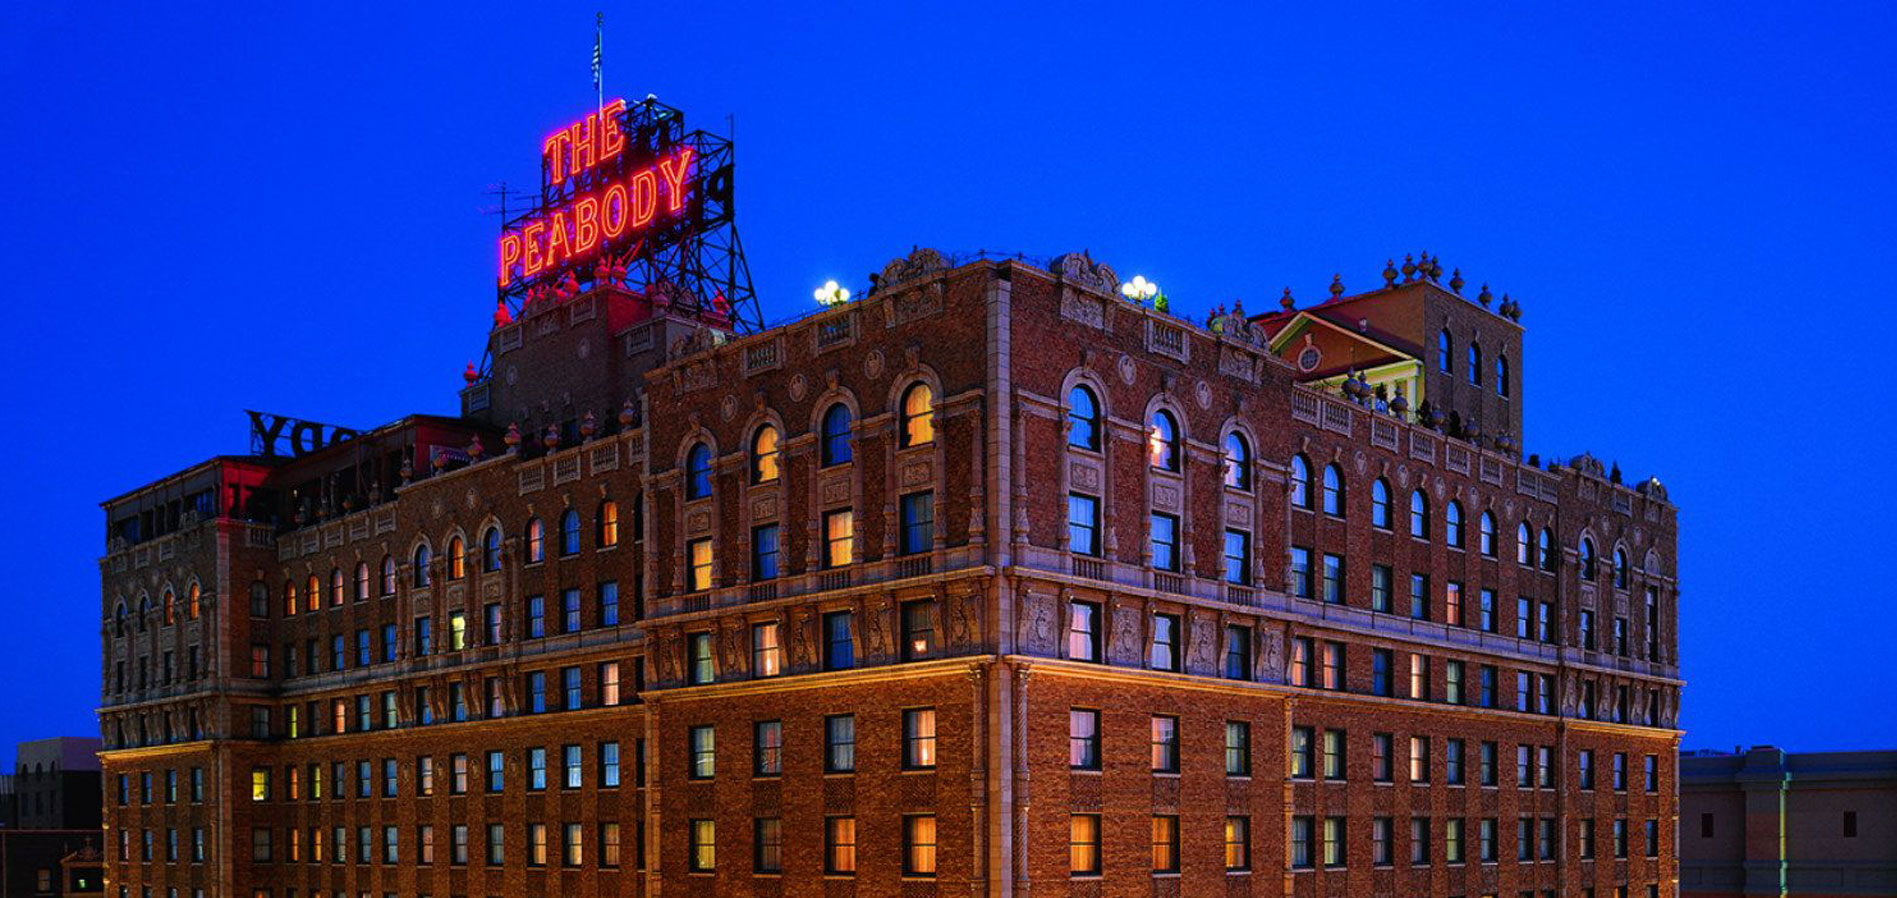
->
<box><xmin>98</xmin><ymin>245</ymin><xmax>1680</xmax><ymax>898</ymax></box>
<box><xmin>1681</xmin><ymin>746</ymin><xmax>1897</xmax><ymax>897</ymax></box>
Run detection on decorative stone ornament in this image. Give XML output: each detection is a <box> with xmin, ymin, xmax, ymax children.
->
<box><xmin>1383</xmin><ymin>259</ymin><xmax>1398</xmax><ymax>287</ymax></box>
<box><xmin>1449</xmin><ymin>268</ymin><xmax>1465</xmax><ymax>293</ymax></box>
<box><xmin>618</xmin><ymin>399</ymin><xmax>637</xmax><ymax>429</ymax></box>
<box><xmin>1401</xmin><ymin>254</ymin><xmax>1417</xmax><ymax>282</ymax></box>
<box><xmin>1478</xmin><ymin>284</ymin><xmax>1493</xmax><ymax>307</ymax></box>
<box><xmin>542</xmin><ymin>425</ymin><xmax>560</xmax><ymax>451</ymax></box>
<box><xmin>504</xmin><ymin>422</ymin><xmax>522</xmax><ymax>453</ymax></box>
<box><xmin>580</xmin><ymin>411</ymin><xmax>599</xmax><ymax>439</ymax></box>
<box><xmin>467</xmin><ymin>435</ymin><xmax>486</xmax><ymax>461</ymax></box>
<box><xmin>1330</xmin><ymin>274</ymin><xmax>1345</xmax><ymax>299</ymax></box>
<box><xmin>1280</xmin><ymin>287</ymin><xmax>1295</xmax><ymax>312</ymax></box>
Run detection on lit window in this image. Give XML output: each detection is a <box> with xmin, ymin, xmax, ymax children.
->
<box><xmin>904</xmin><ymin>815</ymin><xmax>937</xmax><ymax>876</ymax></box>
<box><xmin>1148</xmin><ymin>410</ymin><xmax>1179</xmax><ymax>471</ymax></box>
<box><xmin>1070</xmin><ymin>815</ymin><xmax>1101</xmax><ymax>876</ymax></box>
<box><xmin>687</xmin><ymin>539</ymin><xmax>713</xmax><ymax>592</ymax></box>
<box><xmin>901</xmin><ymin>383</ymin><xmax>935</xmax><ymax>447</ymax></box>
<box><xmin>750</xmin><ymin>425</ymin><xmax>780</xmax><ymax>484</ymax></box>
<box><xmin>526</xmin><ymin>518</ymin><xmax>545</xmax><ymax>563</ymax></box>
<box><xmin>903</xmin><ymin>708</ymin><xmax>936</xmax><ymax>769</ymax></box>
<box><xmin>825</xmin><ymin>817</ymin><xmax>858</xmax><ymax>875</ymax></box>
<box><xmin>823</xmin><ymin>510</ymin><xmax>854</xmax><ymax>568</ymax></box>
<box><xmin>597</xmin><ymin>501</ymin><xmax>619</xmax><ymax>547</ymax></box>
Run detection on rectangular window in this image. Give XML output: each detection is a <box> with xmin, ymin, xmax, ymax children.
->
<box><xmin>901</xmin><ymin>600</ymin><xmax>936</xmax><ymax>661</ymax></box>
<box><xmin>1290</xmin><ymin>637</ymin><xmax>1312</xmax><ymax>686</ymax></box>
<box><xmin>1448</xmin><ymin>581</ymin><xmax>1465</xmax><ymax>626</ymax></box>
<box><xmin>561</xmin><ymin>588</ymin><xmax>581</xmax><ymax>633</ymax></box>
<box><xmin>1151</xmin><ymin>715</ymin><xmax>1179</xmax><ymax>773</ymax></box>
<box><xmin>1580</xmin><ymin>609</ymin><xmax>1596</xmax><ymax>651</ymax></box>
<box><xmin>1071</xmin><ymin>814</ymin><xmax>1101</xmax><ymax>876</ymax></box>
<box><xmin>751</xmin><ymin>622</ymin><xmax>783</xmax><ymax>677</ymax></box>
<box><xmin>1481</xmin><ymin>741</ymin><xmax>1498</xmax><ymax>786</ymax></box>
<box><xmin>1225</xmin><ymin>815</ymin><xmax>1251</xmax><ymax>871</ymax></box>
<box><xmin>1373</xmin><ymin>732</ymin><xmax>1393</xmax><ymax>782</ymax></box>
<box><xmin>600</xmin><ymin>661</ymin><xmax>621</xmax><ymax>706</ymax></box>
<box><xmin>1323</xmin><ymin>729</ymin><xmax>1346</xmax><ymax>780</ymax></box>
<box><xmin>562</xmin><ymin>665</ymin><xmax>582</xmax><ymax>709</ymax></box>
<box><xmin>415</xmin><ymin>616</ymin><xmax>432</xmax><ymax>655</ymax></box>
<box><xmin>486</xmin><ymin>750</ymin><xmax>504</xmax><ymax>792</ymax></box>
<box><xmin>751</xmin><ymin>524</ymin><xmax>780</xmax><ymax>581</ymax></box>
<box><xmin>754</xmin><ymin>721</ymin><xmax>782</xmax><ymax>776</ymax></box>
<box><xmin>1290</xmin><ymin>816</ymin><xmax>1314</xmax><ymax>869</ymax></box>
<box><xmin>1152</xmin><ymin>815</ymin><xmax>1180</xmax><ymax>873</ymax></box>
<box><xmin>1517</xmin><ymin>596</ymin><xmax>1532</xmax><ymax>639</ymax></box>
<box><xmin>1446</xmin><ymin>659</ymin><xmax>1465</xmax><ymax>704</ymax></box>
<box><xmin>1409</xmin><ymin>653</ymin><xmax>1429</xmax><ymax>700</ymax></box>
<box><xmin>526</xmin><ymin>595</ymin><xmax>545</xmax><ymax>638</ymax></box>
<box><xmin>689</xmin><ymin>726</ymin><xmax>715</xmax><ymax>779</ymax></box>
<box><xmin>1290</xmin><ymin>546</ymin><xmax>1312</xmax><ymax>598</ymax></box>
<box><xmin>1223</xmin><ymin>529</ymin><xmax>1251</xmax><ymax>584</ymax></box>
<box><xmin>1517</xmin><ymin>671</ymin><xmax>1532</xmax><ymax>712</ymax></box>
<box><xmin>1067</xmin><ymin>494</ymin><xmax>1099</xmax><ymax>555</ymax></box>
<box><xmin>1411</xmin><ymin>818</ymin><xmax>1431</xmax><ymax>865</ymax></box>
<box><xmin>903</xmin><ymin>708</ymin><xmax>937</xmax><ymax>769</ymax></box>
<box><xmin>1322</xmin><ymin>553</ymin><xmax>1345</xmax><ymax>604</ymax></box>
<box><xmin>823</xmin><ymin>611</ymin><xmax>854</xmax><ymax>670</ymax></box>
<box><xmin>1225</xmin><ymin>721</ymin><xmax>1251</xmax><ymax>776</ymax></box>
<box><xmin>562</xmin><ymin>744</ymin><xmax>582</xmax><ymax>788</ymax></box>
<box><xmin>1446</xmin><ymin>818</ymin><xmax>1465</xmax><ymax>864</ymax></box>
<box><xmin>1479</xmin><ymin>817</ymin><xmax>1497</xmax><ymax>862</ymax></box>
<box><xmin>1538</xmin><ymin>601</ymin><xmax>1554</xmax><ymax>643</ymax></box>
<box><xmin>1321</xmin><ymin>641</ymin><xmax>1344</xmax><ymax>691</ymax></box>
<box><xmin>899</xmin><ymin>491</ymin><xmax>934</xmax><ymax>555</ymax></box>
<box><xmin>1150</xmin><ymin>512</ymin><xmax>1179</xmax><ymax>571</ymax></box>
<box><xmin>1517</xmin><ymin>744</ymin><xmax>1532</xmax><ymax>787</ymax></box>
<box><xmin>689</xmin><ymin>632</ymin><xmax>715</xmax><ymax>685</ymax></box>
<box><xmin>1446</xmin><ymin>738</ymin><xmax>1465</xmax><ymax>785</ymax></box>
<box><xmin>528</xmin><ymin>747</ymin><xmax>546</xmax><ymax>790</ymax></box>
<box><xmin>1223</xmin><ymin>624</ymin><xmax>1251</xmax><ymax>680</ymax></box>
<box><xmin>1323</xmin><ymin>817</ymin><xmax>1346</xmax><ymax>868</ymax></box>
<box><xmin>904</xmin><ymin>815</ymin><xmax>938</xmax><ymax>877</ymax></box>
<box><xmin>1070</xmin><ymin>709</ymin><xmax>1101</xmax><ymax>770</ymax></box>
<box><xmin>525</xmin><ymin>671</ymin><xmax>545</xmax><ymax>713</ymax></box>
<box><xmin>600</xmin><ymin>581</ymin><xmax>619</xmax><ymax>627</ymax></box>
<box><xmin>1614</xmin><ymin>752</ymin><xmax>1628</xmax><ymax>790</ymax></box>
<box><xmin>1410</xmin><ymin>736</ymin><xmax>1430</xmax><ymax>783</ymax></box>
<box><xmin>1580</xmin><ymin>749</ymin><xmax>1596</xmax><ymax>789</ymax></box>
<box><xmin>1371</xmin><ymin>564</ymin><xmax>1392</xmax><ymax>612</ymax></box>
<box><xmin>601</xmin><ymin>821</ymin><xmax>621</xmax><ymax>867</ymax></box>
<box><xmin>688</xmin><ymin>538</ymin><xmax>714</xmax><ymax>590</ymax></box>
<box><xmin>1372</xmin><ymin>648</ymin><xmax>1393</xmax><ymax>696</ymax></box>
<box><xmin>1645</xmin><ymin>754</ymin><xmax>1659</xmax><ymax>792</ymax></box>
<box><xmin>824</xmin><ymin>510</ymin><xmax>855</xmax><ymax>567</ymax></box>
<box><xmin>1410</xmin><ymin>574</ymin><xmax>1430</xmax><ymax>620</ymax></box>
<box><xmin>825</xmin><ymin>817</ymin><xmax>857</xmax><ymax>875</ymax></box>
<box><xmin>1291</xmin><ymin>726</ymin><xmax>1314</xmax><ymax>778</ymax></box>
<box><xmin>753</xmin><ymin>818</ymin><xmax>782</xmax><ymax>873</ymax></box>
<box><xmin>825</xmin><ymin>714</ymin><xmax>856</xmax><ymax>773</ymax></box>
<box><xmin>1479</xmin><ymin>665</ymin><xmax>1497</xmax><ymax>708</ymax></box>
<box><xmin>1068</xmin><ymin>600</ymin><xmax>1101</xmax><ymax>662</ymax></box>
<box><xmin>1150</xmin><ymin>613</ymin><xmax>1180</xmax><ymax>671</ymax></box>
<box><xmin>689</xmin><ymin>819</ymin><xmax>714</xmax><ymax>872</ymax></box>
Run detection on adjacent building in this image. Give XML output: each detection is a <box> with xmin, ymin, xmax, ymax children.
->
<box><xmin>0</xmin><ymin>736</ymin><xmax>105</xmax><ymax>897</ymax></box>
<box><xmin>1682</xmin><ymin>746</ymin><xmax>1897</xmax><ymax>898</ymax></box>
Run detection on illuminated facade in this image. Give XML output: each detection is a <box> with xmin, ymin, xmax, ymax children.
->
<box><xmin>96</xmin><ymin>95</ymin><xmax>1679</xmax><ymax>898</ymax></box>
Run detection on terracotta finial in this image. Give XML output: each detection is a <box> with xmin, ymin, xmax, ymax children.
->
<box><xmin>1329</xmin><ymin>274</ymin><xmax>1345</xmax><ymax>299</ymax></box>
<box><xmin>1383</xmin><ymin>259</ymin><xmax>1398</xmax><ymax>287</ymax></box>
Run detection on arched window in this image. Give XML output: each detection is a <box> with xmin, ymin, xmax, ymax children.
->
<box><xmin>1516</xmin><ymin>522</ymin><xmax>1531</xmax><ymax>566</ymax></box>
<box><xmin>1067</xmin><ymin>386</ymin><xmax>1100</xmax><ymax>451</ymax></box>
<box><xmin>1445</xmin><ymin>500</ymin><xmax>1464</xmax><ymax>547</ymax></box>
<box><xmin>162</xmin><ymin>591</ymin><xmax>175</xmax><ymax>626</ymax></box>
<box><xmin>1614</xmin><ymin>547</ymin><xmax>1629</xmax><ymax>589</ymax></box>
<box><xmin>751</xmin><ymin>425</ymin><xmax>781</xmax><ymax>484</ymax></box>
<box><xmin>114</xmin><ymin>602</ymin><xmax>127</xmax><ymax>637</ymax></box>
<box><xmin>821</xmin><ymin>404</ymin><xmax>853</xmax><ymax>466</ymax></box>
<box><xmin>448</xmin><ymin>537</ymin><xmax>466</xmax><ymax>580</ymax></box>
<box><xmin>354</xmin><ymin>562</ymin><xmax>370</xmax><ymax>601</ymax></box>
<box><xmin>284</xmin><ymin>581</ymin><xmax>297</xmax><ymax>617</ymax></box>
<box><xmin>330</xmin><ymin>568</ymin><xmax>344</xmax><ymax>606</ymax></box>
<box><xmin>138</xmin><ymin>597</ymin><xmax>151</xmax><ymax>630</ymax></box>
<box><xmin>1467</xmin><ymin>343</ymin><xmax>1482</xmax><ymax>385</ymax></box>
<box><xmin>685</xmin><ymin>443</ymin><xmax>713</xmax><ymax>500</ymax></box>
<box><xmin>598</xmin><ymin>501</ymin><xmax>620</xmax><ymax>548</ymax></box>
<box><xmin>1538</xmin><ymin>528</ymin><xmax>1555</xmax><ymax>572</ymax></box>
<box><xmin>1371</xmin><ymin>479</ymin><xmax>1392</xmax><ymax>529</ymax></box>
<box><xmin>1580</xmin><ymin>537</ymin><xmax>1597</xmax><ymax>581</ymax></box>
<box><xmin>1223</xmin><ymin>432</ymin><xmax>1251</xmax><ymax>490</ymax></box>
<box><xmin>306</xmin><ymin>575</ymin><xmax>319</xmax><ymax>611</ymax></box>
<box><xmin>1438</xmin><ymin>329</ymin><xmax>1453</xmax><ymax>373</ymax></box>
<box><xmin>560</xmin><ymin>509</ymin><xmax>581</xmax><ymax>556</ymax></box>
<box><xmin>1410</xmin><ymin>490</ymin><xmax>1430</xmax><ymax>539</ymax></box>
<box><xmin>482</xmin><ymin>527</ymin><xmax>502</xmax><ymax>571</ymax></box>
<box><xmin>1479</xmin><ymin>511</ymin><xmax>1497</xmax><ymax>557</ymax></box>
<box><xmin>1148</xmin><ymin>410</ymin><xmax>1179</xmax><ymax>471</ymax></box>
<box><xmin>901</xmin><ymin>382</ymin><xmax>935</xmax><ymax>447</ymax></box>
<box><xmin>526</xmin><ymin>518</ymin><xmax>545</xmax><ymax>563</ymax></box>
<box><xmin>1496</xmin><ymin>353</ymin><xmax>1510</xmax><ymax>398</ymax></box>
<box><xmin>380</xmin><ymin>555</ymin><xmax>396</xmax><ymax>596</ymax></box>
<box><xmin>412</xmin><ymin>544</ymin><xmax>431</xmax><ymax>587</ymax></box>
<box><xmin>1289</xmin><ymin>455</ymin><xmax>1312</xmax><ymax>508</ymax></box>
<box><xmin>1322</xmin><ymin>464</ymin><xmax>1345</xmax><ymax>516</ymax></box>
<box><xmin>187</xmin><ymin>584</ymin><xmax>201</xmax><ymax>619</ymax></box>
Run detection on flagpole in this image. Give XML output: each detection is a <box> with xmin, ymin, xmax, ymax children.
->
<box><xmin>594</xmin><ymin>12</ymin><xmax>604</xmax><ymax>120</ymax></box>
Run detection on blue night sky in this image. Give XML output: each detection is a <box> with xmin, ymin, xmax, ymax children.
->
<box><xmin>2</xmin><ymin>2</ymin><xmax>1891</xmax><ymax>765</ymax></box>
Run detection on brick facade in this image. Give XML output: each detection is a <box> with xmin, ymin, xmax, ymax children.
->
<box><xmin>97</xmin><ymin>249</ymin><xmax>1680</xmax><ymax>898</ymax></box>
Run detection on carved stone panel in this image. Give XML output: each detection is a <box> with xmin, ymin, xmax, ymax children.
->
<box><xmin>1256</xmin><ymin>627</ymin><xmax>1285</xmax><ymax>684</ymax></box>
<box><xmin>1017</xmin><ymin>587</ymin><xmax>1057</xmax><ymax>655</ymax></box>
<box><xmin>949</xmin><ymin>588</ymin><xmax>982</xmax><ymax>650</ymax></box>
<box><xmin>1187</xmin><ymin>611</ymin><xmax>1217</xmax><ymax>675</ymax></box>
<box><xmin>1069</xmin><ymin>459</ymin><xmax>1102</xmax><ymax>493</ymax></box>
<box><xmin>1151</xmin><ymin>480</ymin><xmax>1182</xmax><ymax>514</ymax></box>
<box><xmin>1109</xmin><ymin>599</ymin><xmax>1143</xmax><ymax>666</ymax></box>
<box><xmin>901</xmin><ymin>459</ymin><xmax>933</xmax><ymax>488</ymax></box>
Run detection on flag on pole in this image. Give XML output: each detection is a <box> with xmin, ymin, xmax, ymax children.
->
<box><xmin>592</xmin><ymin>13</ymin><xmax>603</xmax><ymax>92</ymax></box>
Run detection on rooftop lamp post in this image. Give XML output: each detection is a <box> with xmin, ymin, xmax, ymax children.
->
<box><xmin>814</xmin><ymin>280</ymin><xmax>851</xmax><ymax>307</ymax></box>
<box><xmin>1121</xmin><ymin>275</ymin><xmax>1165</xmax><ymax>312</ymax></box>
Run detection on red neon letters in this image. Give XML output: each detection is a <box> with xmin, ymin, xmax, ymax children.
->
<box><xmin>499</xmin><ymin>146</ymin><xmax>695</xmax><ymax>287</ymax></box>
<box><xmin>542</xmin><ymin>99</ymin><xmax>627</xmax><ymax>186</ymax></box>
